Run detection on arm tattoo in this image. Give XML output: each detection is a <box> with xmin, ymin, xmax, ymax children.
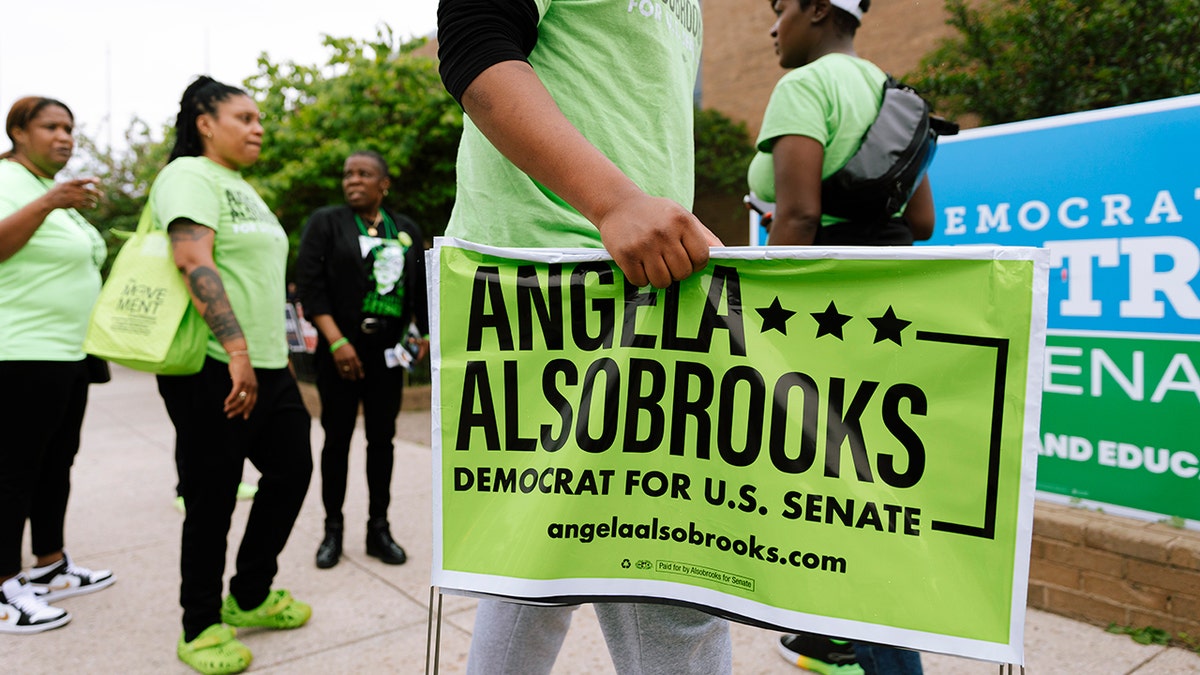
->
<box><xmin>187</xmin><ymin>266</ymin><xmax>245</xmax><ymax>343</ymax></box>
<box><xmin>168</xmin><ymin>221</ymin><xmax>213</xmax><ymax>243</ymax></box>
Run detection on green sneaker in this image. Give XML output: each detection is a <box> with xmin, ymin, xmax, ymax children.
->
<box><xmin>220</xmin><ymin>589</ymin><xmax>311</xmax><ymax>629</ymax></box>
<box><xmin>236</xmin><ymin>482</ymin><xmax>258</xmax><ymax>500</ymax></box>
<box><xmin>177</xmin><ymin>624</ymin><xmax>252</xmax><ymax>675</ymax></box>
<box><xmin>777</xmin><ymin>634</ymin><xmax>864</xmax><ymax>674</ymax></box>
<box><xmin>777</xmin><ymin>629</ymin><xmax>864</xmax><ymax>672</ymax></box>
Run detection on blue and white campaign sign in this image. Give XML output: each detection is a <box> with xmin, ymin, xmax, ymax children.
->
<box><xmin>925</xmin><ymin>95</ymin><xmax>1200</xmax><ymax>522</ymax></box>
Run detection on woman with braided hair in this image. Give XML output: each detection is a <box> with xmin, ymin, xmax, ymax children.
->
<box><xmin>152</xmin><ymin>75</ymin><xmax>313</xmax><ymax>675</ymax></box>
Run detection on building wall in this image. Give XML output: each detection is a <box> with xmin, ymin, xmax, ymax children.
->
<box><xmin>411</xmin><ymin>35</ymin><xmax>438</xmax><ymax>60</ymax></box>
<box><xmin>1032</xmin><ymin>503</ymin><xmax>1200</xmax><ymax>643</ymax></box>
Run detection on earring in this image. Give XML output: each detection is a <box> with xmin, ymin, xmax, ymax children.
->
<box><xmin>205</xmin><ymin>132</ymin><xmax>213</xmax><ymax>139</ymax></box>
<box><xmin>383</xmin><ymin>189</ymin><xmax>389</xmax><ymax>196</ymax></box>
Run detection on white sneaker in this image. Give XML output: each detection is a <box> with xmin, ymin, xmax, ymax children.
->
<box><xmin>29</xmin><ymin>551</ymin><xmax>115</xmax><ymax>602</ymax></box>
<box><xmin>0</xmin><ymin>573</ymin><xmax>71</xmax><ymax>634</ymax></box>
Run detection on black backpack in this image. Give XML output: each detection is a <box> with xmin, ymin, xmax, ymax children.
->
<box><xmin>821</xmin><ymin>77</ymin><xmax>958</xmax><ymax>224</ymax></box>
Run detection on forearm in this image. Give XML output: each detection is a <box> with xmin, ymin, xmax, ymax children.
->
<box><xmin>310</xmin><ymin>314</ymin><xmax>343</xmax><ymax>345</ymax></box>
<box><xmin>168</xmin><ymin>221</ymin><xmax>247</xmax><ymax>353</ymax></box>
<box><xmin>0</xmin><ymin>198</ymin><xmax>55</xmax><ymax>262</ymax></box>
<box><xmin>462</xmin><ymin>61</ymin><xmax>644</xmax><ymax>227</ymax></box>
<box><xmin>315</xmin><ymin>311</ymin><xmax>361</xmax><ymax>377</ymax></box>
<box><xmin>768</xmin><ymin>211</ymin><xmax>821</xmax><ymax>246</ymax></box>
<box><xmin>184</xmin><ymin>266</ymin><xmax>247</xmax><ymax>351</ymax></box>
<box><xmin>904</xmin><ymin>176</ymin><xmax>935</xmax><ymax>241</ymax></box>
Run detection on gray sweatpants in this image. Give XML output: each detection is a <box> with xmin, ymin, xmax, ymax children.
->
<box><xmin>466</xmin><ymin>599</ymin><xmax>732</xmax><ymax>675</ymax></box>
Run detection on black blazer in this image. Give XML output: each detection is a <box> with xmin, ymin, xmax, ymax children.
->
<box><xmin>294</xmin><ymin>204</ymin><xmax>429</xmax><ymax>349</ymax></box>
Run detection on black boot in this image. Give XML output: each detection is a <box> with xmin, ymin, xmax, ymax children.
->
<box><xmin>316</xmin><ymin>522</ymin><xmax>343</xmax><ymax>569</ymax></box>
<box><xmin>365</xmin><ymin>517</ymin><xmax>407</xmax><ymax>565</ymax></box>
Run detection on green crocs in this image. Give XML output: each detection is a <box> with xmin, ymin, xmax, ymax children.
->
<box><xmin>177</xmin><ymin>624</ymin><xmax>252</xmax><ymax>675</ymax></box>
<box><xmin>220</xmin><ymin>589</ymin><xmax>311</xmax><ymax>629</ymax></box>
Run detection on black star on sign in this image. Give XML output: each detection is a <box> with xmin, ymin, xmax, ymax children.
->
<box><xmin>868</xmin><ymin>306</ymin><xmax>912</xmax><ymax>345</ymax></box>
<box><xmin>810</xmin><ymin>301</ymin><xmax>852</xmax><ymax>340</ymax></box>
<box><xmin>756</xmin><ymin>297</ymin><xmax>797</xmax><ymax>335</ymax></box>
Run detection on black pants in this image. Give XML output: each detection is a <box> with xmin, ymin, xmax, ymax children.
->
<box><xmin>315</xmin><ymin>331</ymin><xmax>404</xmax><ymax>527</ymax></box>
<box><xmin>157</xmin><ymin>358</ymin><xmax>312</xmax><ymax>641</ymax></box>
<box><xmin>0</xmin><ymin>360</ymin><xmax>88</xmax><ymax>577</ymax></box>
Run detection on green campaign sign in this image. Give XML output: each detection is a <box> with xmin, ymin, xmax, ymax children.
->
<box><xmin>429</xmin><ymin>239</ymin><xmax>1049</xmax><ymax>664</ymax></box>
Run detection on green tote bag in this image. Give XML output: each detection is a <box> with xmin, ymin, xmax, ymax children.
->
<box><xmin>83</xmin><ymin>206</ymin><xmax>209</xmax><ymax>375</ymax></box>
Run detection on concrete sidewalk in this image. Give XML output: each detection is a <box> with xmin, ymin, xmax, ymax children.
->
<box><xmin>8</xmin><ymin>366</ymin><xmax>1198</xmax><ymax>674</ymax></box>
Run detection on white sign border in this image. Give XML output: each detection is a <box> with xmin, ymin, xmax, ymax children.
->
<box><xmin>428</xmin><ymin>237</ymin><xmax>1050</xmax><ymax>665</ymax></box>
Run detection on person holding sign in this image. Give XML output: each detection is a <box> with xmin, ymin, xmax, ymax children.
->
<box><xmin>295</xmin><ymin>150</ymin><xmax>429</xmax><ymax>570</ymax></box>
<box><xmin>153</xmin><ymin>76</ymin><xmax>313</xmax><ymax>675</ymax></box>
<box><xmin>437</xmin><ymin>0</ymin><xmax>730</xmax><ymax>672</ymax></box>
<box><xmin>749</xmin><ymin>0</ymin><xmax>932</xmax><ymax>673</ymax></box>
<box><xmin>0</xmin><ymin>96</ymin><xmax>114</xmax><ymax>635</ymax></box>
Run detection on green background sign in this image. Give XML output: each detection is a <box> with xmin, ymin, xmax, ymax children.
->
<box><xmin>432</xmin><ymin>241</ymin><xmax>1047</xmax><ymax>661</ymax></box>
<box><xmin>924</xmin><ymin>96</ymin><xmax>1200</xmax><ymax>524</ymax></box>
<box><xmin>1039</xmin><ymin>333</ymin><xmax>1200</xmax><ymax>519</ymax></box>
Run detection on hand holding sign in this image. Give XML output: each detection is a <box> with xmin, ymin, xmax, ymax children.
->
<box><xmin>595</xmin><ymin>192</ymin><xmax>721</xmax><ymax>289</ymax></box>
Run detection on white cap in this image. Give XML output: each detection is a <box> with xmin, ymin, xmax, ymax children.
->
<box><xmin>830</xmin><ymin>0</ymin><xmax>864</xmax><ymax>21</ymax></box>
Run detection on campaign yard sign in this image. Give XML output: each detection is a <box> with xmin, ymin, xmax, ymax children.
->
<box><xmin>430</xmin><ymin>239</ymin><xmax>1048</xmax><ymax>663</ymax></box>
<box><xmin>925</xmin><ymin>94</ymin><xmax>1200</xmax><ymax>523</ymax></box>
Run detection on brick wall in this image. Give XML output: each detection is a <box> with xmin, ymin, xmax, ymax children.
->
<box><xmin>1030</xmin><ymin>502</ymin><xmax>1200</xmax><ymax>643</ymax></box>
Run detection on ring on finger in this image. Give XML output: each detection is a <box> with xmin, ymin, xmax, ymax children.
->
<box><xmin>237</xmin><ymin>391</ymin><xmax>248</xmax><ymax>400</ymax></box>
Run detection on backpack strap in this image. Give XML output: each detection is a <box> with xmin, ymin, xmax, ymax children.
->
<box><xmin>820</xmin><ymin>75</ymin><xmax>954</xmax><ymax>224</ymax></box>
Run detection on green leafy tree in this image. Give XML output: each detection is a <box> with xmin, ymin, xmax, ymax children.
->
<box><xmin>694</xmin><ymin>108</ymin><xmax>754</xmax><ymax>197</ymax></box>
<box><xmin>245</xmin><ymin>26</ymin><xmax>462</xmax><ymax>257</ymax></box>
<box><xmin>908</xmin><ymin>0</ymin><xmax>1200</xmax><ymax>125</ymax></box>
<box><xmin>693</xmin><ymin>107</ymin><xmax>755</xmax><ymax>245</ymax></box>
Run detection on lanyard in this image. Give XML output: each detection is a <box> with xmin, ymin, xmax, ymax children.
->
<box><xmin>354</xmin><ymin>210</ymin><xmax>396</xmax><ymax>239</ymax></box>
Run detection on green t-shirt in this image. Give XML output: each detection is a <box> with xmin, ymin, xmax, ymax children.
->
<box><xmin>0</xmin><ymin>159</ymin><xmax>105</xmax><ymax>361</ymax></box>
<box><xmin>445</xmin><ymin>0</ymin><xmax>704</xmax><ymax>248</ymax></box>
<box><xmin>150</xmin><ymin>156</ymin><xmax>289</xmax><ymax>369</ymax></box>
<box><xmin>748</xmin><ymin>54</ymin><xmax>885</xmax><ymax>223</ymax></box>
